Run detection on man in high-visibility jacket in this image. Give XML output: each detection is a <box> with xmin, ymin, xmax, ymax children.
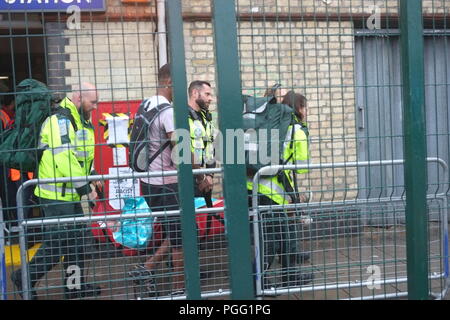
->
<box><xmin>11</xmin><ymin>82</ymin><xmax>102</xmax><ymax>300</ymax></box>
<box><xmin>247</xmin><ymin>90</ymin><xmax>313</xmax><ymax>288</ymax></box>
<box><xmin>187</xmin><ymin>80</ymin><xmax>215</xmax><ymax>206</ymax></box>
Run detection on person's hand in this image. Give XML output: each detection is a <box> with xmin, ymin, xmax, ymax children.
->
<box><xmin>197</xmin><ymin>175</ymin><xmax>213</xmax><ymax>193</ymax></box>
<box><xmin>205</xmin><ymin>175</ymin><xmax>213</xmax><ymax>192</ymax></box>
<box><xmin>86</xmin><ymin>189</ymin><xmax>98</xmax><ymax>210</ymax></box>
<box><xmin>92</xmin><ymin>180</ymin><xmax>104</xmax><ymax>191</ymax></box>
<box><xmin>88</xmin><ymin>189</ymin><xmax>98</xmax><ymax>201</ymax></box>
<box><xmin>197</xmin><ymin>179</ymin><xmax>209</xmax><ymax>193</ymax></box>
<box><xmin>299</xmin><ymin>193</ymin><xmax>309</xmax><ymax>203</ymax></box>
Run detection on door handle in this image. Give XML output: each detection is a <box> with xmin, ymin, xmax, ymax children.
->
<box><xmin>358</xmin><ymin>106</ymin><xmax>365</xmax><ymax>130</ymax></box>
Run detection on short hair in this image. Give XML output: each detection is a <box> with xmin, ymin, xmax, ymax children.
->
<box><xmin>282</xmin><ymin>90</ymin><xmax>307</xmax><ymax>111</ymax></box>
<box><xmin>71</xmin><ymin>82</ymin><xmax>97</xmax><ymax>102</ymax></box>
<box><xmin>72</xmin><ymin>82</ymin><xmax>96</xmax><ymax>94</ymax></box>
<box><xmin>188</xmin><ymin>80</ymin><xmax>211</xmax><ymax>97</ymax></box>
<box><xmin>158</xmin><ymin>63</ymin><xmax>171</xmax><ymax>84</ymax></box>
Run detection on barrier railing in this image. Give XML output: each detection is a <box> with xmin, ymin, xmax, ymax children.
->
<box><xmin>9</xmin><ymin>158</ymin><xmax>450</xmax><ymax>300</ymax></box>
<box><xmin>15</xmin><ymin>168</ymin><xmax>222</xmax><ymax>300</ymax></box>
<box><xmin>251</xmin><ymin>158</ymin><xmax>449</xmax><ymax>299</ymax></box>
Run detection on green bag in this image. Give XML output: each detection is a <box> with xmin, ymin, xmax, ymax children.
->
<box><xmin>242</xmin><ymin>93</ymin><xmax>293</xmax><ymax>174</ymax></box>
<box><xmin>0</xmin><ymin>79</ymin><xmax>54</xmax><ymax>172</ymax></box>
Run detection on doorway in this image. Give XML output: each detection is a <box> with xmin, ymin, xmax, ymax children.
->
<box><xmin>0</xmin><ymin>20</ymin><xmax>47</xmax><ymax>91</ymax></box>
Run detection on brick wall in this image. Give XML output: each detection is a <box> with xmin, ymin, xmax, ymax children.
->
<box><xmin>183</xmin><ymin>0</ymin><xmax>449</xmax><ymax>15</ymax></box>
<box><xmin>45</xmin><ymin>22</ymin><xmax>72</xmax><ymax>100</ymax></box>
<box><xmin>182</xmin><ymin>18</ymin><xmax>358</xmax><ymax>200</ymax></box>
<box><xmin>64</xmin><ymin>21</ymin><xmax>158</xmax><ymax>102</ymax></box>
<box><xmin>238</xmin><ymin>20</ymin><xmax>358</xmax><ymax>200</ymax></box>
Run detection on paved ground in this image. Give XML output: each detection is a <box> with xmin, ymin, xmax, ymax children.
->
<box><xmin>4</xmin><ymin>219</ymin><xmax>449</xmax><ymax>300</ymax></box>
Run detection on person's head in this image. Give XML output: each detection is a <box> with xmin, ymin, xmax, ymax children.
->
<box><xmin>71</xmin><ymin>82</ymin><xmax>99</xmax><ymax>120</ymax></box>
<box><xmin>157</xmin><ymin>63</ymin><xmax>172</xmax><ymax>102</ymax></box>
<box><xmin>2</xmin><ymin>92</ymin><xmax>15</xmax><ymax>113</ymax></box>
<box><xmin>188</xmin><ymin>80</ymin><xmax>213</xmax><ymax>111</ymax></box>
<box><xmin>282</xmin><ymin>90</ymin><xmax>308</xmax><ymax>122</ymax></box>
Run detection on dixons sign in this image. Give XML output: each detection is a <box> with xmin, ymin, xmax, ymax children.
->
<box><xmin>0</xmin><ymin>0</ymin><xmax>105</xmax><ymax>12</ymax></box>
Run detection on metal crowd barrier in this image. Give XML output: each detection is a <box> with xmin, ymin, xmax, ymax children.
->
<box><xmin>14</xmin><ymin>168</ymin><xmax>222</xmax><ymax>300</ymax></box>
<box><xmin>8</xmin><ymin>158</ymin><xmax>450</xmax><ymax>300</ymax></box>
<box><xmin>251</xmin><ymin>158</ymin><xmax>449</xmax><ymax>300</ymax></box>
<box><xmin>0</xmin><ymin>202</ymin><xmax>6</xmax><ymax>300</ymax></box>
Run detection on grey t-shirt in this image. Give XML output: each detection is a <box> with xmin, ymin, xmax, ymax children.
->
<box><xmin>139</xmin><ymin>95</ymin><xmax>178</xmax><ymax>185</ymax></box>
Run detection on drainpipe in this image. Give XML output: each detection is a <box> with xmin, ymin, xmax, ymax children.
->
<box><xmin>157</xmin><ymin>0</ymin><xmax>168</xmax><ymax>67</ymax></box>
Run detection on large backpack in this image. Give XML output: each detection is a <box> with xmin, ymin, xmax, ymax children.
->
<box><xmin>0</xmin><ymin>79</ymin><xmax>54</xmax><ymax>172</ymax></box>
<box><xmin>242</xmin><ymin>93</ymin><xmax>293</xmax><ymax>174</ymax></box>
<box><xmin>129</xmin><ymin>99</ymin><xmax>172</xmax><ymax>172</ymax></box>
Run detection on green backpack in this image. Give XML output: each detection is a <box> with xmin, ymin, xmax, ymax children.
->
<box><xmin>0</xmin><ymin>79</ymin><xmax>54</xmax><ymax>172</ymax></box>
<box><xmin>242</xmin><ymin>93</ymin><xmax>293</xmax><ymax>174</ymax></box>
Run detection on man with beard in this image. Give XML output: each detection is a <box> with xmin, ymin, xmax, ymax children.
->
<box><xmin>11</xmin><ymin>82</ymin><xmax>102</xmax><ymax>300</ymax></box>
<box><xmin>128</xmin><ymin>78</ymin><xmax>216</xmax><ymax>298</ymax></box>
<box><xmin>187</xmin><ymin>81</ymin><xmax>215</xmax><ymax>207</ymax></box>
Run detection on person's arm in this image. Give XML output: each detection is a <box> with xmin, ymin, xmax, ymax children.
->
<box><xmin>292</xmin><ymin>124</ymin><xmax>309</xmax><ymax>174</ymax></box>
<box><xmin>167</xmin><ymin>131</ymin><xmax>176</xmax><ymax>148</ymax></box>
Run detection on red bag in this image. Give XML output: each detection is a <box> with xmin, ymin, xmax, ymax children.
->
<box><xmin>195</xmin><ymin>198</ymin><xmax>225</xmax><ymax>239</ymax></box>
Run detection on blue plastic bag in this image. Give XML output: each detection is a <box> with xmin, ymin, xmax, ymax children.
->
<box><xmin>194</xmin><ymin>197</ymin><xmax>217</xmax><ymax>208</ymax></box>
<box><xmin>112</xmin><ymin>197</ymin><xmax>154</xmax><ymax>249</ymax></box>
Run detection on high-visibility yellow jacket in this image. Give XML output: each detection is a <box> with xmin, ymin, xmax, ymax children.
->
<box><xmin>34</xmin><ymin>97</ymin><xmax>95</xmax><ymax>201</ymax></box>
<box><xmin>188</xmin><ymin>107</ymin><xmax>215</xmax><ymax>167</ymax></box>
<box><xmin>247</xmin><ymin>116</ymin><xmax>310</xmax><ymax>205</ymax></box>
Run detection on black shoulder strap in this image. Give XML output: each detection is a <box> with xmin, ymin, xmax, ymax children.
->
<box><xmin>281</xmin><ymin>120</ymin><xmax>301</xmax><ymax>203</ymax></box>
<box><xmin>145</xmin><ymin>102</ymin><xmax>173</xmax><ymax>166</ymax></box>
<box><xmin>204</xmin><ymin>193</ymin><xmax>225</xmax><ymax>237</ymax></box>
<box><xmin>148</xmin><ymin>140</ymin><xmax>171</xmax><ymax>166</ymax></box>
<box><xmin>141</xmin><ymin>103</ymin><xmax>171</xmax><ymax>124</ymax></box>
<box><xmin>53</xmin><ymin>106</ymin><xmax>78</xmax><ymax>132</ymax></box>
<box><xmin>188</xmin><ymin>107</ymin><xmax>200</xmax><ymax>121</ymax></box>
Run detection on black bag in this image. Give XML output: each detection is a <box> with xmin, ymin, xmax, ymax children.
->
<box><xmin>129</xmin><ymin>99</ymin><xmax>172</xmax><ymax>172</ymax></box>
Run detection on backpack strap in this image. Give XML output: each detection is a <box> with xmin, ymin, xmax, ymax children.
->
<box><xmin>53</xmin><ymin>106</ymin><xmax>78</xmax><ymax>132</ymax></box>
<box><xmin>141</xmin><ymin>102</ymin><xmax>172</xmax><ymax>166</ymax></box>
<box><xmin>148</xmin><ymin>140</ymin><xmax>171</xmax><ymax>166</ymax></box>
<box><xmin>137</xmin><ymin>102</ymin><xmax>171</xmax><ymax>126</ymax></box>
<box><xmin>188</xmin><ymin>107</ymin><xmax>200</xmax><ymax>121</ymax></box>
<box><xmin>278</xmin><ymin>119</ymin><xmax>300</xmax><ymax>203</ymax></box>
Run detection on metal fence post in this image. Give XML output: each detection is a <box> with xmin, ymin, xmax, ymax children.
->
<box><xmin>399</xmin><ymin>0</ymin><xmax>429</xmax><ymax>300</ymax></box>
<box><xmin>0</xmin><ymin>204</ymin><xmax>6</xmax><ymax>300</ymax></box>
<box><xmin>211</xmin><ymin>0</ymin><xmax>255</xmax><ymax>299</ymax></box>
<box><xmin>166</xmin><ymin>0</ymin><xmax>201</xmax><ymax>300</ymax></box>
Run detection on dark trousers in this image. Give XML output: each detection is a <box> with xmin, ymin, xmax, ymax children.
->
<box><xmin>0</xmin><ymin>166</ymin><xmax>19</xmax><ymax>225</ymax></box>
<box><xmin>248</xmin><ymin>191</ymin><xmax>300</xmax><ymax>272</ymax></box>
<box><xmin>26</xmin><ymin>198</ymin><xmax>88</xmax><ymax>292</ymax></box>
<box><xmin>0</xmin><ymin>169</ymin><xmax>37</xmax><ymax>234</ymax></box>
<box><xmin>140</xmin><ymin>182</ymin><xmax>181</xmax><ymax>248</ymax></box>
